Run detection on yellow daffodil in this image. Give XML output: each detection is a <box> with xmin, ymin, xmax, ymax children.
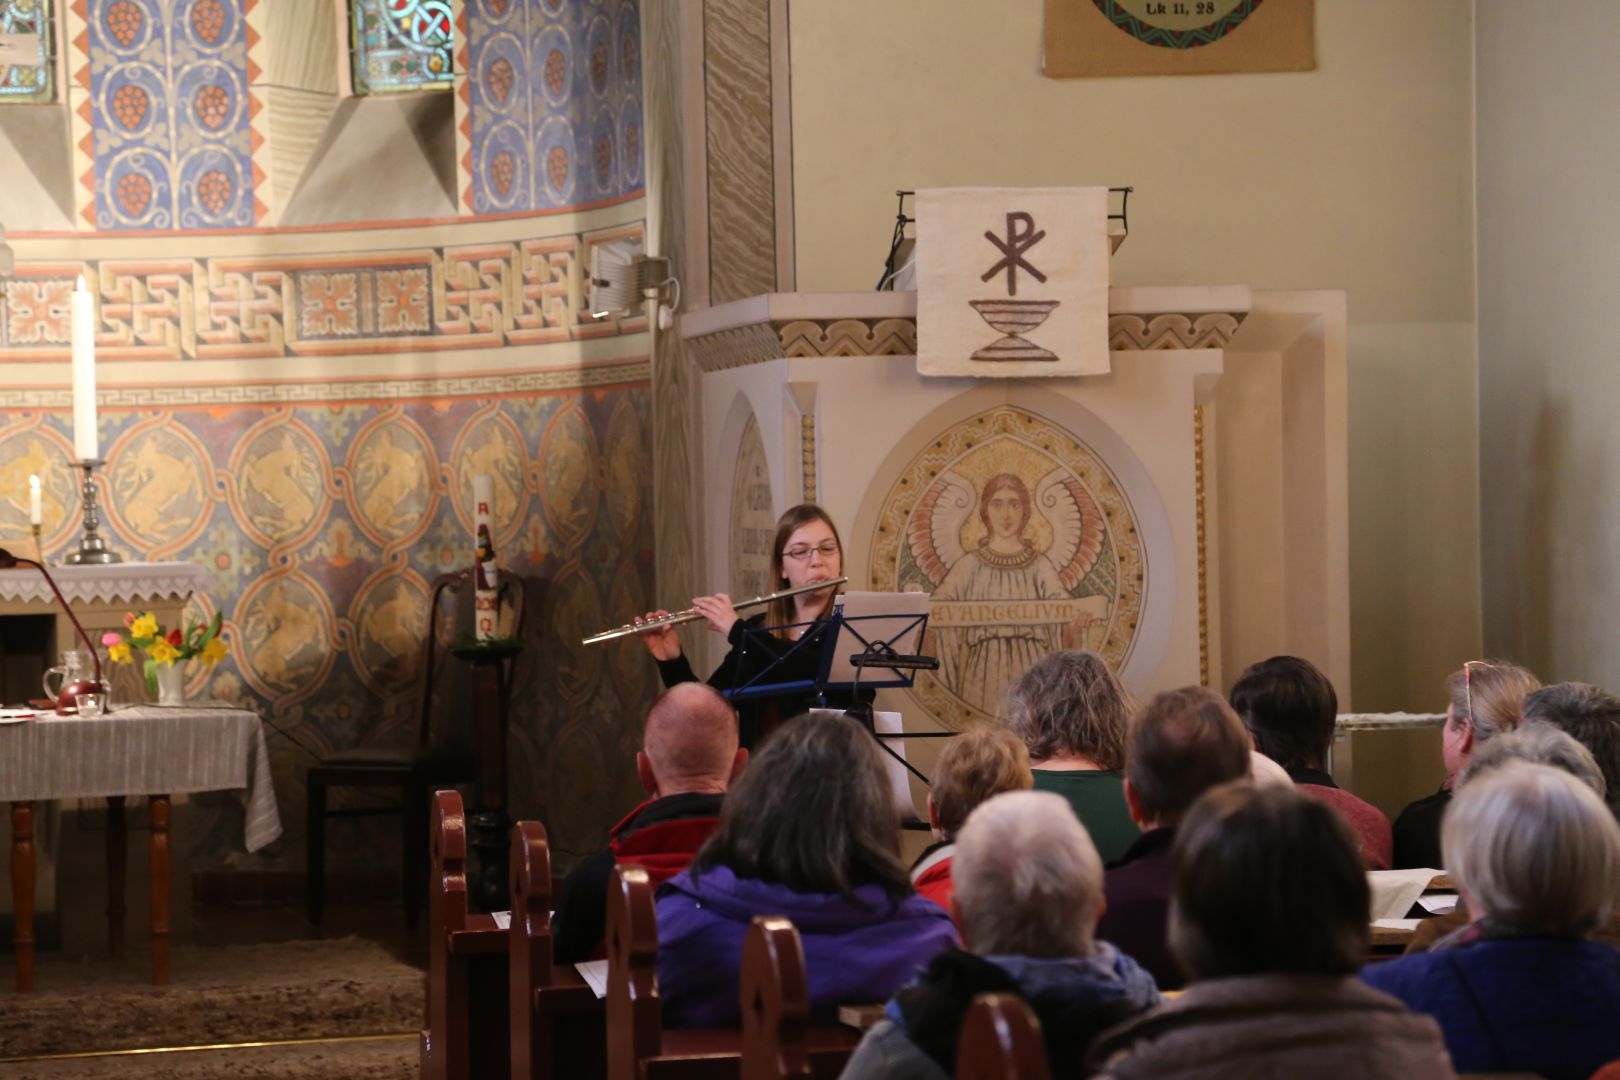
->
<box><xmin>147</xmin><ymin>640</ymin><xmax>179</xmax><ymax>666</ymax></box>
<box><xmin>108</xmin><ymin>642</ymin><xmax>132</xmax><ymax>664</ymax></box>
<box><xmin>130</xmin><ymin>613</ymin><xmax>159</xmax><ymax>640</ymax></box>
<box><xmin>201</xmin><ymin>637</ymin><xmax>228</xmax><ymax>667</ymax></box>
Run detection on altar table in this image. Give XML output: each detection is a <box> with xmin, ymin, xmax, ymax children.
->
<box><xmin>2</xmin><ymin>704</ymin><xmax>281</xmax><ymax>991</ymax></box>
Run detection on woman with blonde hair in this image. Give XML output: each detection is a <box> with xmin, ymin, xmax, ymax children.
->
<box><xmin>1002</xmin><ymin>649</ymin><xmax>1138</xmax><ymax>861</ymax></box>
<box><xmin>1392</xmin><ymin>659</ymin><xmax>1540</xmax><ymax>869</ymax></box>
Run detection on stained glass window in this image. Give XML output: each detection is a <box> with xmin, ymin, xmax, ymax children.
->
<box><xmin>350</xmin><ymin>0</ymin><xmax>453</xmax><ymax>95</ymax></box>
<box><xmin>0</xmin><ymin>0</ymin><xmax>54</xmax><ymax>103</ymax></box>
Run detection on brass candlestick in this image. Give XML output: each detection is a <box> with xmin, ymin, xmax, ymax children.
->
<box><xmin>64</xmin><ymin>459</ymin><xmax>121</xmax><ymax>565</ymax></box>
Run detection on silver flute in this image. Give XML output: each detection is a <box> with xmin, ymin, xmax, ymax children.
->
<box><xmin>581</xmin><ymin>576</ymin><xmax>849</xmax><ymax>646</ymax></box>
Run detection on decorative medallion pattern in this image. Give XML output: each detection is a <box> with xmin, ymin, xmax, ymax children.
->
<box><xmin>0</xmin><ymin>386</ymin><xmax>656</xmax><ymax>867</ymax></box>
<box><xmin>85</xmin><ymin>0</ymin><xmax>258</xmax><ymax>229</ymax></box>
<box><xmin>867</xmin><ymin>405</ymin><xmax>1146</xmax><ymax>729</ymax></box>
<box><xmin>464</xmin><ymin>0</ymin><xmax>642</xmax><ymax>213</ymax></box>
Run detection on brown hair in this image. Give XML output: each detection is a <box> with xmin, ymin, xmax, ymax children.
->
<box><xmin>1445</xmin><ymin>660</ymin><xmax>1540</xmax><ymax>744</ymax></box>
<box><xmin>1523</xmin><ymin>682</ymin><xmax>1620</xmax><ymax>817</ymax></box>
<box><xmin>930</xmin><ymin>726</ymin><xmax>1033</xmax><ymax>839</ymax></box>
<box><xmin>1126</xmin><ymin>687</ymin><xmax>1252</xmax><ymax>826</ymax></box>
<box><xmin>1228</xmin><ymin>655</ymin><xmax>1338</xmax><ymax>772</ymax></box>
<box><xmin>977</xmin><ymin>473</ymin><xmax>1033</xmax><ymax>546</ymax></box>
<box><xmin>692</xmin><ymin>712</ymin><xmax>911</xmax><ymax>903</ymax></box>
<box><xmin>1002</xmin><ymin>650</ymin><xmax>1132</xmax><ymax>769</ymax></box>
<box><xmin>766</xmin><ymin>504</ymin><xmax>843</xmax><ymax>639</ymax></box>
<box><xmin>1169</xmin><ymin>782</ymin><xmax>1369</xmax><ymax>979</ymax></box>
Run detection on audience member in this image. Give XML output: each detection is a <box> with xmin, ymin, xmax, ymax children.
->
<box><xmin>1522</xmin><ymin>681</ymin><xmax>1620</xmax><ymax>818</ymax></box>
<box><xmin>1087</xmin><ymin>783</ymin><xmax>1454</xmax><ymax>1078</ymax></box>
<box><xmin>841</xmin><ymin>791</ymin><xmax>1159</xmax><ymax>1080</ymax></box>
<box><xmin>1096</xmin><ymin>687</ymin><xmax>1251</xmax><ymax>990</ymax></box>
<box><xmin>655</xmin><ymin>713</ymin><xmax>956</xmax><ymax>1027</ymax></box>
<box><xmin>1228</xmin><ymin>655</ymin><xmax>1393</xmax><ymax>868</ymax></box>
<box><xmin>909</xmin><ymin>726</ymin><xmax>1032</xmax><ymax>914</ymax></box>
<box><xmin>1392</xmin><ymin>660</ymin><xmax>1539</xmax><ymax>869</ymax></box>
<box><xmin>1362</xmin><ymin>763</ymin><xmax>1620</xmax><ymax>1080</ymax></box>
<box><xmin>551</xmin><ymin>683</ymin><xmax>745</xmax><ymax>963</ymax></box>
<box><xmin>1003</xmin><ymin>650</ymin><xmax>1140</xmax><ymax>861</ymax></box>
<box><xmin>1404</xmin><ymin>722</ymin><xmax>1619</xmax><ymax>953</ymax></box>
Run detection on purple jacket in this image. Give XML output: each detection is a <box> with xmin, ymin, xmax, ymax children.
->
<box><xmin>654</xmin><ymin>863</ymin><xmax>958</xmax><ymax>1028</ymax></box>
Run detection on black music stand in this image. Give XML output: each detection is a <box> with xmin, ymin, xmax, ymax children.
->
<box><xmin>726</xmin><ymin>595</ymin><xmax>949</xmax><ymax>789</ymax></box>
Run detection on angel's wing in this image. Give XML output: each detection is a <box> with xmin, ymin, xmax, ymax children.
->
<box><xmin>1036</xmin><ymin>467</ymin><xmax>1105</xmax><ymax>590</ymax></box>
<box><xmin>907</xmin><ymin>470</ymin><xmax>976</xmax><ymax>587</ymax></box>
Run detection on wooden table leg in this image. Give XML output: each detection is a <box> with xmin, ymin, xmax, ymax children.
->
<box><xmin>148</xmin><ymin>794</ymin><xmax>170</xmax><ymax>986</ymax></box>
<box><xmin>106</xmin><ymin>796</ymin><xmax>127</xmax><ymax>960</ymax></box>
<box><xmin>11</xmin><ymin>801</ymin><xmax>35</xmax><ymax>992</ymax></box>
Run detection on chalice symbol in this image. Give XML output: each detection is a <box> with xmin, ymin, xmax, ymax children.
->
<box><xmin>971</xmin><ymin>211</ymin><xmax>1060</xmax><ymax>362</ymax></box>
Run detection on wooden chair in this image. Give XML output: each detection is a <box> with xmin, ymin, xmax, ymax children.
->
<box><xmin>955</xmin><ymin>995</ymin><xmax>1049</xmax><ymax>1080</ymax></box>
<box><xmin>306</xmin><ymin>569</ymin><xmax>523</xmax><ymax>926</ymax></box>
<box><xmin>420</xmin><ymin>789</ymin><xmax>510</xmax><ymax>1080</ymax></box>
<box><xmin>509</xmin><ymin>819</ymin><xmax>603</xmax><ymax>1080</ymax></box>
<box><xmin>605</xmin><ymin>864</ymin><xmax>860</xmax><ymax>1080</ymax></box>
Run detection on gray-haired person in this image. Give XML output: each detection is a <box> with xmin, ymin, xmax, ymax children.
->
<box><xmin>840</xmin><ymin>790</ymin><xmax>1159</xmax><ymax>1080</ymax></box>
<box><xmin>1521</xmin><ymin>681</ymin><xmax>1620</xmax><ymax>818</ymax></box>
<box><xmin>1363</xmin><ymin>762</ymin><xmax>1620</xmax><ymax>1079</ymax></box>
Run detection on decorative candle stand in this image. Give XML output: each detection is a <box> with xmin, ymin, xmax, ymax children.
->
<box><xmin>451</xmin><ymin>638</ymin><xmax>523</xmax><ymax>913</ymax></box>
<box><xmin>64</xmin><ymin>460</ymin><xmax>121</xmax><ymax>566</ymax></box>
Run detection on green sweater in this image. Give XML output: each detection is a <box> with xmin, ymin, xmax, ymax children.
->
<box><xmin>1030</xmin><ymin>769</ymin><xmax>1140</xmax><ymax>863</ymax></box>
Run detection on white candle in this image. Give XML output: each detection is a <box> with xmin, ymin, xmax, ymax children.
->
<box><xmin>28</xmin><ymin>474</ymin><xmax>41</xmax><ymax>526</ymax></box>
<box><xmin>71</xmin><ymin>275</ymin><xmax>97</xmax><ymax>462</ymax></box>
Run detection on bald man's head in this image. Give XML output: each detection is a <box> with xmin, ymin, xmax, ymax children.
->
<box><xmin>638</xmin><ymin>683</ymin><xmax>745</xmax><ymax>797</ymax></box>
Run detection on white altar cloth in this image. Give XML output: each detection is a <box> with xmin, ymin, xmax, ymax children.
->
<box><xmin>0</xmin><ymin>562</ymin><xmax>213</xmax><ymax>606</ymax></box>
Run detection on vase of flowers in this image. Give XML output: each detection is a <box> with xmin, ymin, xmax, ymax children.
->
<box><xmin>104</xmin><ymin>610</ymin><xmax>230</xmax><ymax>705</ymax></box>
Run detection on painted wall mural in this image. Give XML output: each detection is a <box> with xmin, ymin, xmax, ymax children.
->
<box><xmin>867</xmin><ymin>405</ymin><xmax>1147</xmax><ymax>729</ymax></box>
<box><xmin>84</xmin><ymin>0</ymin><xmax>259</xmax><ymax>230</ymax></box>
<box><xmin>463</xmin><ymin>0</ymin><xmax>643</xmax><ymax>214</ymax></box>
<box><xmin>0</xmin><ymin>221</ymin><xmax>644</xmax><ymax>361</ymax></box>
<box><xmin>0</xmin><ymin>380</ymin><xmax>657</xmax><ymax>866</ymax></box>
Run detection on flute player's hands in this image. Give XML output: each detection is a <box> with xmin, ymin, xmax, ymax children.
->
<box><xmin>634</xmin><ymin>610</ymin><xmax>682</xmax><ymax>661</ymax></box>
<box><xmin>690</xmin><ymin>594</ymin><xmax>740</xmax><ymax>638</ymax></box>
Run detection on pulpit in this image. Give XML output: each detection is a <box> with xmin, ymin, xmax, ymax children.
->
<box><xmin>680</xmin><ymin>286</ymin><xmax>1349</xmax><ymax>801</ymax></box>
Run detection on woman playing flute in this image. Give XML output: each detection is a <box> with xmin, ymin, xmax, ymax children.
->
<box><xmin>636</xmin><ymin>503</ymin><xmax>874</xmax><ymax>748</ymax></box>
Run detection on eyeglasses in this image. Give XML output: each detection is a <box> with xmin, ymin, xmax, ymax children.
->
<box><xmin>1462</xmin><ymin>659</ymin><xmax>1495</xmax><ymax>724</ymax></box>
<box><xmin>782</xmin><ymin>541</ymin><xmax>841</xmax><ymax>562</ymax></box>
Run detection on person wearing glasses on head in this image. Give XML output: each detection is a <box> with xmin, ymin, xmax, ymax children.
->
<box><xmin>635</xmin><ymin>504</ymin><xmax>872</xmax><ymax>748</ymax></box>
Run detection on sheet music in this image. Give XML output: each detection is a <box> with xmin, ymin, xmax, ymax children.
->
<box><xmin>576</xmin><ymin>959</ymin><xmax>609</xmax><ymax>999</ymax></box>
<box><xmin>809</xmin><ymin>708</ymin><xmax>916</xmax><ymax>818</ymax></box>
<box><xmin>823</xmin><ymin>591</ymin><xmax>931</xmax><ymax>686</ymax></box>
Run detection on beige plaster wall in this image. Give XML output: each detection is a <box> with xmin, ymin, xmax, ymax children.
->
<box><xmin>787</xmin><ymin>0</ymin><xmax>1481</xmax><ymax>710</ymax></box>
<box><xmin>1475</xmin><ymin>2</ymin><xmax>1620</xmax><ymax>686</ymax></box>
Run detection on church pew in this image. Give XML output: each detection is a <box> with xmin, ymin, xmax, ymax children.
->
<box><xmin>604</xmin><ymin>864</ymin><xmax>860</xmax><ymax>1080</ymax></box>
<box><xmin>420</xmin><ymin>788</ymin><xmax>509</xmax><ymax>1080</ymax></box>
<box><xmin>955</xmin><ymin>994</ymin><xmax>1049</xmax><ymax>1080</ymax></box>
<box><xmin>740</xmin><ymin>915</ymin><xmax>861</xmax><ymax>1080</ymax></box>
<box><xmin>509</xmin><ymin>819</ymin><xmax>604</xmax><ymax>1080</ymax></box>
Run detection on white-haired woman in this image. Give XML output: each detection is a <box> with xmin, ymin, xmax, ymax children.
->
<box><xmin>841</xmin><ymin>791</ymin><xmax>1159</xmax><ymax>1080</ymax></box>
<box><xmin>1362</xmin><ymin>761</ymin><xmax>1620</xmax><ymax>1080</ymax></box>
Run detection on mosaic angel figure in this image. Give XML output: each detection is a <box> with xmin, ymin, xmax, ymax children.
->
<box><xmin>908</xmin><ymin>468</ymin><xmax>1106</xmax><ymax>713</ymax></box>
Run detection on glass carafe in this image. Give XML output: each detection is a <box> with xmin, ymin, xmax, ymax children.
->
<box><xmin>43</xmin><ymin>649</ymin><xmax>91</xmax><ymax>703</ymax></box>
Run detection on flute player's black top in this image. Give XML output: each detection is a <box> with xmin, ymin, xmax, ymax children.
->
<box><xmin>655</xmin><ymin>613</ymin><xmax>874</xmax><ymax>749</ymax></box>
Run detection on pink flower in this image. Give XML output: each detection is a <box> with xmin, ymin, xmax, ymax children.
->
<box><xmin>101</xmin><ymin>631</ymin><xmax>123</xmax><ymax>646</ymax></box>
